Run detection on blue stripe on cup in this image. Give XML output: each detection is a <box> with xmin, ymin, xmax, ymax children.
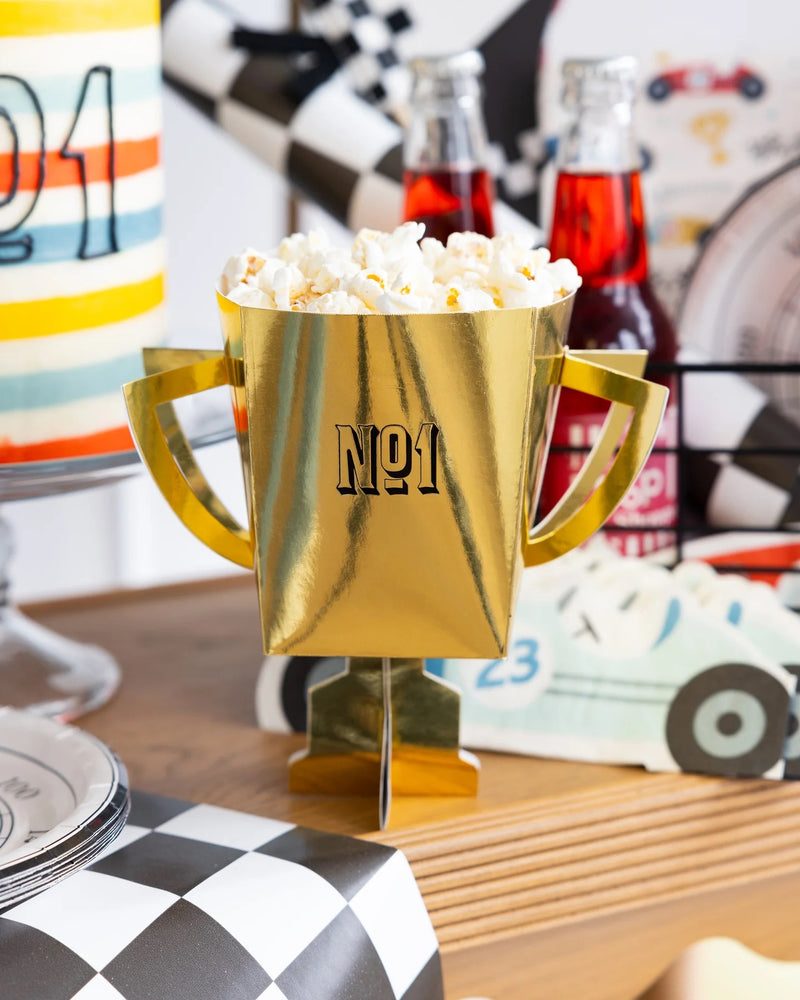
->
<box><xmin>0</xmin><ymin>351</ymin><xmax>147</xmax><ymax>412</ymax></box>
<box><xmin>0</xmin><ymin>66</ymin><xmax>161</xmax><ymax>115</ymax></box>
<box><xmin>0</xmin><ymin>205</ymin><xmax>162</xmax><ymax>265</ymax></box>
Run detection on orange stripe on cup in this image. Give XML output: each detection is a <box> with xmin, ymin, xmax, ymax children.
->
<box><xmin>0</xmin><ymin>136</ymin><xmax>160</xmax><ymax>193</ymax></box>
<box><xmin>0</xmin><ymin>425</ymin><xmax>134</xmax><ymax>464</ymax></box>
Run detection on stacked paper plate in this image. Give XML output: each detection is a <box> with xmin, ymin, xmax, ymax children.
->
<box><xmin>0</xmin><ymin>708</ymin><xmax>129</xmax><ymax>908</ymax></box>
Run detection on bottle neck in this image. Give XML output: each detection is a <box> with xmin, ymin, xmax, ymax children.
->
<box><xmin>403</xmin><ymin>76</ymin><xmax>490</xmax><ymax>172</ymax></box>
<box><xmin>556</xmin><ymin>100</ymin><xmax>639</xmax><ymax>173</ymax></box>
<box><xmin>549</xmin><ymin>100</ymin><xmax>649</xmax><ymax>286</ymax></box>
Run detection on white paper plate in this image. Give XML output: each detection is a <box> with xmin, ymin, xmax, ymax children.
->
<box><xmin>0</xmin><ymin>793</ymin><xmax>28</xmax><ymax>856</ymax></box>
<box><xmin>0</xmin><ymin>708</ymin><xmax>129</xmax><ymax>907</ymax></box>
<box><xmin>678</xmin><ymin>158</ymin><xmax>800</xmax><ymax>424</ymax></box>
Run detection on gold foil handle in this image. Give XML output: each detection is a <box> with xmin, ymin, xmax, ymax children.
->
<box><xmin>524</xmin><ymin>350</ymin><xmax>668</xmax><ymax>565</ymax></box>
<box><xmin>123</xmin><ymin>353</ymin><xmax>253</xmax><ymax>568</ymax></box>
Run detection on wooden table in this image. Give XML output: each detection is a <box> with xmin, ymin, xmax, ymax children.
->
<box><xmin>26</xmin><ymin>576</ymin><xmax>800</xmax><ymax>1000</ymax></box>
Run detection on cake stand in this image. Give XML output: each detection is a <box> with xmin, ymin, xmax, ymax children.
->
<box><xmin>0</xmin><ymin>396</ymin><xmax>235</xmax><ymax>722</ymax></box>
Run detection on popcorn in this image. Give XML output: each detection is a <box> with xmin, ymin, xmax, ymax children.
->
<box><xmin>270</xmin><ymin>263</ymin><xmax>308</xmax><ymax>311</ymax></box>
<box><xmin>220</xmin><ymin>223</ymin><xmax>581</xmax><ymax>313</ymax></box>
<box><xmin>445</xmin><ymin>284</ymin><xmax>497</xmax><ymax>312</ymax></box>
<box><xmin>305</xmin><ymin>290</ymin><xmax>369</xmax><ymax>314</ymax></box>
<box><xmin>220</xmin><ymin>247</ymin><xmax>260</xmax><ymax>294</ymax></box>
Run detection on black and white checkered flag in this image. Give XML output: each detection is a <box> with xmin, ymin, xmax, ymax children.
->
<box><xmin>1</xmin><ymin>791</ymin><xmax>444</xmax><ymax>1000</ymax></box>
<box><xmin>161</xmin><ymin>0</ymin><xmax>554</xmax><ymax>237</ymax></box>
<box><xmin>682</xmin><ymin>352</ymin><xmax>800</xmax><ymax>529</ymax></box>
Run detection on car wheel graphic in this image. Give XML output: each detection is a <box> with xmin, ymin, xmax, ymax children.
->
<box><xmin>782</xmin><ymin>665</ymin><xmax>800</xmax><ymax>779</ymax></box>
<box><xmin>647</xmin><ymin>77</ymin><xmax>671</xmax><ymax>101</ymax></box>
<box><xmin>666</xmin><ymin>663</ymin><xmax>789</xmax><ymax>776</ymax></box>
<box><xmin>739</xmin><ymin>74</ymin><xmax>765</xmax><ymax>99</ymax></box>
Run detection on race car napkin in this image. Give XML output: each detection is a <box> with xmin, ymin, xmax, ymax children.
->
<box><xmin>257</xmin><ymin>543</ymin><xmax>799</xmax><ymax>782</ymax></box>
<box><xmin>0</xmin><ymin>790</ymin><xmax>443</xmax><ymax>1000</ymax></box>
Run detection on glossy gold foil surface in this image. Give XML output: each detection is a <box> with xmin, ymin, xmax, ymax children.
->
<box><xmin>124</xmin><ymin>295</ymin><xmax>668</xmax><ymax>818</ymax></box>
<box><xmin>125</xmin><ymin>292</ymin><xmax>667</xmax><ymax>660</ymax></box>
<box><xmin>239</xmin><ymin>300</ymin><xmax>565</xmax><ymax>659</ymax></box>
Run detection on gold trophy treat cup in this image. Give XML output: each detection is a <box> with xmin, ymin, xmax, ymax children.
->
<box><xmin>124</xmin><ymin>291</ymin><xmax>666</xmax><ymax>822</ymax></box>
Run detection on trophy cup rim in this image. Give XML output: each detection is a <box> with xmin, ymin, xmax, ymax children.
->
<box><xmin>215</xmin><ymin>285</ymin><xmax>576</xmax><ymax>318</ymax></box>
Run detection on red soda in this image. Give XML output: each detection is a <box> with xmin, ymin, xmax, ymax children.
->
<box><xmin>402</xmin><ymin>167</ymin><xmax>495</xmax><ymax>241</ymax></box>
<box><xmin>540</xmin><ymin>167</ymin><xmax>679</xmax><ymax>556</ymax></box>
<box><xmin>402</xmin><ymin>51</ymin><xmax>495</xmax><ymax>243</ymax></box>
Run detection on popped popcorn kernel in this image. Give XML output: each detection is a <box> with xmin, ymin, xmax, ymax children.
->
<box><xmin>220</xmin><ymin>225</ymin><xmax>581</xmax><ymax>313</ymax></box>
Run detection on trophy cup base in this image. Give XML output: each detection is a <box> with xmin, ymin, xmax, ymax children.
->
<box><xmin>288</xmin><ymin>656</ymin><xmax>480</xmax><ymax>825</ymax></box>
<box><xmin>288</xmin><ymin>746</ymin><xmax>480</xmax><ymax>799</ymax></box>
<box><xmin>288</xmin><ymin>750</ymin><xmax>382</xmax><ymax>796</ymax></box>
<box><xmin>391</xmin><ymin>745</ymin><xmax>480</xmax><ymax>797</ymax></box>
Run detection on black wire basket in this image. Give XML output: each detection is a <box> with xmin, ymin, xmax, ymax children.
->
<box><xmin>546</xmin><ymin>360</ymin><xmax>800</xmax><ymax>593</ymax></box>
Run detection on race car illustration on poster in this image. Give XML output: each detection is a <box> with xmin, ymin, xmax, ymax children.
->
<box><xmin>646</xmin><ymin>63</ymin><xmax>765</xmax><ymax>101</ymax></box>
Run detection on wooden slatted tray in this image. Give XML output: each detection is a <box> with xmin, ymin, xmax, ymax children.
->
<box><xmin>26</xmin><ymin>575</ymin><xmax>800</xmax><ymax>1000</ymax></box>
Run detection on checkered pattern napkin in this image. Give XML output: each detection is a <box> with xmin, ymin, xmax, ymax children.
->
<box><xmin>160</xmin><ymin>0</ymin><xmax>546</xmax><ymax>238</ymax></box>
<box><xmin>0</xmin><ymin>791</ymin><xmax>443</xmax><ymax>1000</ymax></box>
<box><xmin>298</xmin><ymin>0</ymin><xmax>552</xmax><ymax>215</ymax></box>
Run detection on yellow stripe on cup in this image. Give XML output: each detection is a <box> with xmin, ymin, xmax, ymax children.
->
<box><xmin>0</xmin><ymin>273</ymin><xmax>165</xmax><ymax>339</ymax></box>
<box><xmin>0</xmin><ymin>0</ymin><xmax>159</xmax><ymax>35</ymax></box>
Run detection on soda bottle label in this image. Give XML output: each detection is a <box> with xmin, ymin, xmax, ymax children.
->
<box><xmin>545</xmin><ymin>402</ymin><xmax>678</xmax><ymax>557</ymax></box>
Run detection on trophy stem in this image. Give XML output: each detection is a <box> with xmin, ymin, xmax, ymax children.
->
<box><xmin>379</xmin><ymin>657</ymin><xmax>392</xmax><ymax>830</ymax></box>
<box><xmin>289</xmin><ymin>654</ymin><xmax>479</xmax><ymax>827</ymax></box>
<box><xmin>0</xmin><ymin>512</ymin><xmax>120</xmax><ymax>722</ymax></box>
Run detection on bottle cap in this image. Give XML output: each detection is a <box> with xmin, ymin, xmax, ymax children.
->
<box><xmin>561</xmin><ymin>56</ymin><xmax>638</xmax><ymax>107</ymax></box>
<box><xmin>409</xmin><ymin>50</ymin><xmax>485</xmax><ymax>81</ymax></box>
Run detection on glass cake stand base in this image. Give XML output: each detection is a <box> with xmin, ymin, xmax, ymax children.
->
<box><xmin>0</xmin><ymin>391</ymin><xmax>235</xmax><ymax>722</ymax></box>
<box><xmin>0</xmin><ymin>515</ymin><xmax>120</xmax><ymax>722</ymax></box>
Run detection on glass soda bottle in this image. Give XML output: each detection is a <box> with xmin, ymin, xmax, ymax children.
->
<box><xmin>539</xmin><ymin>56</ymin><xmax>679</xmax><ymax>557</ymax></box>
<box><xmin>402</xmin><ymin>50</ymin><xmax>495</xmax><ymax>242</ymax></box>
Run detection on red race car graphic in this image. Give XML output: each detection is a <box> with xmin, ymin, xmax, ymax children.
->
<box><xmin>647</xmin><ymin>64</ymin><xmax>765</xmax><ymax>101</ymax></box>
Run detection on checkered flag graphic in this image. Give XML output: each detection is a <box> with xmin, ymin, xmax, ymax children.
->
<box><xmin>300</xmin><ymin>0</ymin><xmax>414</xmax><ymax>113</ymax></box>
<box><xmin>681</xmin><ymin>358</ymin><xmax>800</xmax><ymax>529</ymax></box>
<box><xmin>160</xmin><ymin>0</ymin><xmax>554</xmax><ymax>238</ymax></box>
<box><xmin>299</xmin><ymin>0</ymin><xmax>557</xmax><ymax>218</ymax></box>
<box><xmin>0</xmin><ymin>791</ymin><xmax>443</xmax><ymax>1000</ymax></box>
